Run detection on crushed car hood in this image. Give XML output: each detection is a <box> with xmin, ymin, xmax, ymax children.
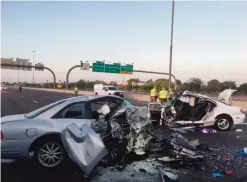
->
<box><xmin>218</xmin><ymin>89</ymin><xmax>237</xmax><ymax>103</ymax></box>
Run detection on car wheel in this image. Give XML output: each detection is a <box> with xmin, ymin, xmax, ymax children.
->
<box><xmin>215</xmin><ymin>115</ymin><xmax>232</xmax><ymax>131</ymax></box>
<box><xmin>35</xmin><ymin>140</ymin><xmax>65</xmax><ymax>168</ymax></box>
<box><xmin>95</xmin><ymin>92</ymin><xmax>98</xmax><ymax>95</ymax></box>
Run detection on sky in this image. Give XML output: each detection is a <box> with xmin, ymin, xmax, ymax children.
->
<box><xmin>1</xmin><ymin>1</ymin><xmax>247</xmax><ymax>85</ymax></box>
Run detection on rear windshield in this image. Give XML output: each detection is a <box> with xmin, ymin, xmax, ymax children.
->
<box><xmin>25</xmin><ymin>99</ymin><xmax>66</xmax><ymax>118</ymax></box>
<box><xmin>108</xmin><ymin>86</ymin><xmax>118</xmax><ymax>90</ymax></box>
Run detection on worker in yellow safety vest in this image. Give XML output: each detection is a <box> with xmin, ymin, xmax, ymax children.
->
<box><xmin>150</xmin><ymin>86</ymin><xmax>158</xmax><ymax>102</ymax></box>
<box><xmin>159</xmin><ymin>87</ymin><xmax>168</xmax><ymax>103</ymax></box>
<box><xmin>74</xmin><ymin>85</ymin><xmax>79</xmax><ymax>96</ymax></box>
<box><xmin>168</xmin><ymin>89</ymin><xmax>174</xmax><ymax>101</ymax></box>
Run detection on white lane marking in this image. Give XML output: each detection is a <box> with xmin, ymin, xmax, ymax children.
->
<box><xmin>32</xmin><ymin>100</ymin><xmax>39</xmax><ymax>104</ymax></box>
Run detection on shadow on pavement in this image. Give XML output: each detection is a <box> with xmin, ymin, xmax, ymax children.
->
<box><xmin>1</xmin><ymin>160</ymin><xmax>91</xmax><ymax>182</ymax></box>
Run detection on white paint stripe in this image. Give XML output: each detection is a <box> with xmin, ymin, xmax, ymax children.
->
<box><xmin>32</xmin><ymin>100</ymin><xmax>39</xmax><ymax>104</ymax></box>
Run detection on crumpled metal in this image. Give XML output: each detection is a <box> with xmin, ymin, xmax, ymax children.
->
<box><xmin>125</xmin><ymin>106</ymin><xmax>153</xmax><ymax>155</ymax></box>
<box><xmin>61</xmin><ymin>123</ymin><xmax>108</xmax><ymax>177</ymax></box>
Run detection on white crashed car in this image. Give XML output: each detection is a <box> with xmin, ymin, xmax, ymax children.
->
<box><xmin>149</xmin><ymin>89</ymin><xmax>246</xmax><ymax>131</ymax></box>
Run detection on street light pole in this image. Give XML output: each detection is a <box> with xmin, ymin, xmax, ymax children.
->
<box><xmin>168</xmin><ymin>0</ymin><xmax>175</xmax><ymax>91</ymax></box>
<box><xmin>32</xmin><ymin>51</ymin><xmax>36</xmax><ymax>84</ymax></box>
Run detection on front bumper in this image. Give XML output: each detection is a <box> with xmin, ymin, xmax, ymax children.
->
<box><xmin>233</xmin><ymin>113</ymin><xmax>246</xmax><ymax>125</ymax></box>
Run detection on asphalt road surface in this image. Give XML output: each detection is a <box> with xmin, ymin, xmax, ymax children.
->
<box><xmin>1</xmin><ymin>87</ymin><xmax>247</xmax><ymax>182</ymax></box>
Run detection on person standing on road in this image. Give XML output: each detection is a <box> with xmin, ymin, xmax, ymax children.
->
<box><xmin>74</xmin><ymin>85</ymin><xmax>78</xmax><ymax>96</ymax></box>
<box><xmin>19</xmin><ymin>84</ymin><xmax>22</xmax><ymax>94</ymax></box>
<box><xmin>159</xmin><ymin>87</ymin><xmax>168</xmax><ymax>104</ymax></box>
<box><xmin>150</xmin><ymin>86</ymin><xmax>158</xmax><ymax>102</ymax></box>
<box><xmin>168</xmin><ymin>89</ymin><xmax>174</xmax><ymax>101</ymax></box>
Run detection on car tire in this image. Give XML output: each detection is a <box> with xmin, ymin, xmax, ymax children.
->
<box><xmin>34</xmin><ymin>139</ymin><xmax>66</xmax><ymax>169</ymax></box>
<box><xmin>215</xmin><ymin>115</ymin><xmax>232</xmax><ymax>131</ymax></box>
<box><xmin>95</xmin><ymin>92</ymin><xmax>98</xmax><ymax>95</ymax></box>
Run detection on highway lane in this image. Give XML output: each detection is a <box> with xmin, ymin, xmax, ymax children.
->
<box><xmin>1</xmin><ymin>87</ymin><xmax>148</xmax><ymax>117</ymax></box>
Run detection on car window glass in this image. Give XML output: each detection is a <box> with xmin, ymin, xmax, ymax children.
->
<box><xmin>54</xmin><ymin>102</ymin><xmax>86</xmax><ymax>119</ymax></box>
<box><xmin>90</xmin><ymin>97</ymin><xmax>123</xmax><ymax>120</ymax></box>
<box><xmin>106</xmin><ymin>97</ymin><xmax>123</xmax><ymax>112</ymax></box>
<box><xmin>91</xmin><ymin>98</ymin><xmax>107</xmax><ymax>120</ymax></box>
<box><xmin>25</xmin><ymin>99</ymin><xmax>66</xmax><ymax>118</ymax></box>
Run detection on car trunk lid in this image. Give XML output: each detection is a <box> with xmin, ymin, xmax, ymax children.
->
<box><xmin>218</xmin><ymin>89</ymin><xmax>237</xmax><ymax>103</ymax></box>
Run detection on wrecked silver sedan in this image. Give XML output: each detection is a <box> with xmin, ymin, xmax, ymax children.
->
<box><xmin>1</xmin><ymin>96</ymin><xmax>129</xmax><ymax>170</ymax></box>
<box><xmin>1</xmin><ymin>95</ymin><xmax>155</xmax><ymax>176</ymax></box>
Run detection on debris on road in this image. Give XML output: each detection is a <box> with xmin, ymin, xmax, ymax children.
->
<box><xmin>212</xmin><ymin>173</ymin><xmax>224</xmax><ymax>177</ymax></box>
<box><xmin>224</xmin><ymin>169</ymin><xmax>232</xmax><ymax>175</ymax></box>
<box><xmin>235</xmin><ymin>129</ymin><xmax>243</xmax><ymax>132</ymax></box>
<box><xmin>200</xmin><ymin>128</ymin><xmax>217</xmax><ymax>134</ymax></box>
<box><xmin>160</xmin><ymin>168</ymin><xmax>178</xmax><ymax>181</ymax></box>
<box><xmin>139</xmin><ymin>168</ymin><xmax>147</xmax><ymax>173</ymax></box>
<box><xmin>223</xmin><ymin>157</ymin><xmax>231</xmax><ymax>161</ymax></box>
<box><xmin>244</xmin><ymin>147</ymin><xmax>247</xmax><ymax>154</ymax></box>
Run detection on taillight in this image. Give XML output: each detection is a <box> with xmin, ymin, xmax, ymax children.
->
<box><xmin>0</xmin><ymin>131</ymin><xmax>4</xmax><ymax>139</ymax></box>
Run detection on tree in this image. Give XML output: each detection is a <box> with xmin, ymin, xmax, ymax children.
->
<box><xmin>207</xmin><ymin>79</ymin><xmax>220</xmax><ymax>91</ymax></box>
<box><xmin>109</xmin><ymin>81</ymin><xmax>117</xmax><ymax>86</ymax></box>
<box><xmin>187</xmin><ymin>77</ymin><xmax>205</xmax><ymax>91</ymax></box>
<box><xmin>127</xmin><ymin>78</ymin><xmax>140</xmax><ymax>90</ymax></box>
<box><xmin>127</xmin><ymin>78</ymin><xmax>140</xmax><ymax>85</ymax></box>
<box><xmin>77</xmin><ymin>79</ymin><xmax>87</xmax><ymax>89</ymax></box>
<box><xmin>142</xmin><ymin>82</ymin><xmax>154</xmax><ymax>91</ymax></box>
<box><xmin>220</xmin><ymin>81</ymin><xmax>237</xmax><ymax>91</ymax></box>
<box><xmin>176</xmin><ymin>79</ymin><xmax>182</xmax><ymax>86</ymax></box>
<box><xmin>155</xmin><ymin>79</ymin><xmax>169</xmax><ymax>91</ymax></box>
<box><xmin>238</xmin><ymin>83</ymin><xmax>247</xmax><ymax>94</ymax></box>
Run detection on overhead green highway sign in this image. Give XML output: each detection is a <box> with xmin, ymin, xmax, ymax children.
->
<box><xmin>120</xmin><ymin>63</ymin><xmax>134</xmax><ymax>74</ymax></box>
<box><xmin>92</xmin><ymin>61</ymin><xmax>133</xmax><ymax>75</ymax></box>
<box><xmin>92</xmin><ymin>61</ymin><xmax>105</xmax><ymax>72</ymax></box>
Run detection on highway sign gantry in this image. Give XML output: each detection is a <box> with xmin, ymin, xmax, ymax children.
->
<box><xmin>92</xmin><ymin>61</ymin><xmax>133</xmax><ymax>75</ymax></box>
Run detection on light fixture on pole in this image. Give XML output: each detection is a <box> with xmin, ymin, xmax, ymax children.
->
<box><xmin>168</xmin><ymin>0</ymin><xmax>175</xmax><ymax>91</ymax></box>
<box><xmin>32</xmin><ymin>51</ymin><xmax>36</xmax><ymax>84</ymax></box>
